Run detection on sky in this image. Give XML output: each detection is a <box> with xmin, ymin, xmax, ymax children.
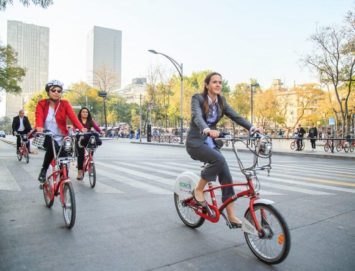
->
<box><xmin>0</xmin><ymin>0</ymin><xmax>353</xmax><ymax>90</ymax></box>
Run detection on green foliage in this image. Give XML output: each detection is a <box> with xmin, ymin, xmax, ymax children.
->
<box><xmin>0</xmin><ymin>116</ymin><xmax>12</xmax><ymax>133</ymax></box>
<box><xmin>0</xmin><ymin>0</ymin><xmax>53</xmax><ymax>10</ymax></box>
<box><xmin>0</xmin><ymin>45</ymin><xmax>25</xmax><ymax>94</ymax></box>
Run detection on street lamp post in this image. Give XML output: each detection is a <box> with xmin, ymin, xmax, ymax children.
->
<box><xmin>98</xmin><ymin>90</ymin><xmax>108</xmax><ymax>136</ymax></box>
<box><xmin>250</xmin><ymin>82</ymin><xmax>259</xmax><ymax>125</ymax></box>
<box><xmin>148</xmin><ymin>49</ymin><xmax>184</xmax><ymax>144</ymax></box>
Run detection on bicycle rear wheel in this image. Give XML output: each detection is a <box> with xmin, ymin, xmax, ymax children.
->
<box><xmin>174</xmin><ymin>193</ymin><xmax>205</xmax><ymax>228</ymax></box>
<box><xmin>336</xmin><ymin>143</ymin><xmax>342</xmax><ymax>152</ymax></box>
<box><xmin>244</xmin><ymin>203</ymin><xmax>290</xmax><ymax>264</ymax></box>
<box><xmin>88</xmin><ymin>161</ymin><xmax>96</xmax><ymax>188</ymax></box>
<box><xmin>324</xmin><ymin>143</ymin><xmax>330</xmax><ymax>152</ymax></box>
<box><xmin>62</xmin><ymin>182</ymin><xmax>76</xmax><ymax>229</ymax></box>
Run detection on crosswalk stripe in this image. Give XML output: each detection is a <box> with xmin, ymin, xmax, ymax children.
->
<box><xmin>0</xmin><ymin>164</ymin><xmax>21</xmax><ymax>191</ymax></box>
<box><xmin>95</xmin><ymin>162</ymin><xmax>171</xmax><ymax>194</ymax></box>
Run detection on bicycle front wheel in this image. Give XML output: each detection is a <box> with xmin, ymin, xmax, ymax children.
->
<box><xmin>62</xmin><ymin>182</ymin><xmax>76</xmax><ymax>229</ymax></box>
<box><xmin>174</xmin><ymin>193</ymin><xmax>205</xmax><ymax>228</ymax></box>
<box><xmin>17</xmin><ymin>150</ymin><xmax>22</xmax><ymax>161</ymax></box>
<box><xmin>324</xmin><ymin>143</ymin><xmax>330</xmax><ymax>152</ymax></box>
<box><xmin>88</xmin><ymin>161</ymin><xmax>96</xmax><ymax>188</ymax></box>
<box><xmin>24</xmin><ymin>150</ymin><xmax>29</xmax><ymax>164</ymax></box>
<box><xmin>244</xmin><ymin>203</ymin><xmax>290</xmax><ymax>264</ymax></box>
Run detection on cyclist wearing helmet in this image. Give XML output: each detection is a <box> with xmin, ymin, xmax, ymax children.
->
<box><xmin>186</xmin><ymin>72</ymin><xmax>259</xmax><ymax>228</ymax></box>
<box><xmin>35</xmin><ymin>80</ymin><xmax>87</xmax><ymax>183</ymax></box>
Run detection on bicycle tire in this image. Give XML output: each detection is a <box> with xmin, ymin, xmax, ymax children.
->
<box><xmin>24</xmin><ymin>150</ymin><xmax>29</xmax><ymax>164</ymax></box>
<box><xmin>62</xmin><ymin>182</ymin><xmax>76</xmax><ymax>229</ymax></box>
<box><xmin>343</xmin><ymin>143</ymin><xmax>349</xmax><ymax>153</ymax></box>
<box><xmin>350</xmin><ymin>145</ymin><xmax>354</xmax><ymax>152</ymax></box>
<box><xmin>290</xmin><ymin>142</ymin><xmax>295</xmax><ymax>150</ymax></box>
<box><xmin>336</xmin><ymin>143</ymin><xmax>342</xmax><ymax>152</ymax></box>
<box><xmin>301</xmin><ymin>142</ymin><xmax>305</xmax><ymax>150</ymax></box>
<box><xmin>244</xmin><ymin>203</ymin><xmax>291</xmax><ymax>264</ymax></box>
<box><xmin>324</xmin><ymin>144</ymin><xmax>330</xmax><ymax>152</ymax></box>
<box><xmin>174</xmin><ymin>193</ymin><xmax>205</xmax><ymax>228</ymax></box>
<box><xmin>43</xmin><ymin>170</ymin><xmax>55</xmax><ymax>208</ymax></box>
<box><xmin>17</xmin><ymin>150</ymin><xmax>22</xmax><ymax>161</ymax></box>
<box><xmin>88</xmin><ymin>161</ymin><xmax>96</xmax><ymax>188</ymax></box>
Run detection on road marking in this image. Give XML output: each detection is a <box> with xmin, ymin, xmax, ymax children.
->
<box><xmin>0</xmin><ymin>164</ymin><xmax>21</xmax><ymax>191</ymax></box>
<box><xmin>95</xmin><ymin>162</ymin><xmax>171</xmax><ymax>194</ymax></box>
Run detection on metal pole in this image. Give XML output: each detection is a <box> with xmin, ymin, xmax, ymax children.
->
<box><xmin>139</xmin><ymin>94</ymin><xmax>142</xmax><ymax>143</ymax></box>
<box><xmin>103</xmin><ymin>96</ymin><xmax>108</xmax><ymax>136</ymax></box>
<box><xmin>250</xmin><ymin>84</ymin><xmax>254</xmax><ymax>124</ymax></box>
<box><xmin>179</xmin><ymin>63</ymin><xmax>184</xmax><ymax>144</ymax></box>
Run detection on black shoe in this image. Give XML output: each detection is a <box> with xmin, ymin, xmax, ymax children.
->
<box><xmin>230</xmin><ymin>221</ymin><xmax>242</xmax><ymax>229</ymax></box>
<box><xmin>192</xmin><ymin>190</ymin><xmax>207</xmax><ymax>207</ymax></box>
<box><xmin>38</xmin><ymin>168</ymin><xmax>47</xmax><ymax>183</ymax></box>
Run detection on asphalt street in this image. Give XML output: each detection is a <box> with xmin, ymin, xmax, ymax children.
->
<box><xmin>0</xmin><ymin>137</ymin><xmax>354</xmax><ymax>271</ymax></box>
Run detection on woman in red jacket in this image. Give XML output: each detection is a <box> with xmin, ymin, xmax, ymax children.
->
<box><xmin>35</xmin><ymin>80</ymin><xmax>86</xmax><ymax>183</ymax></box>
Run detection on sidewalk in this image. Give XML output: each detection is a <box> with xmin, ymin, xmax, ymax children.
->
<box><xmin>2</xmin><ymin>136</ymin><xmax>354</xmax><ymax>160</ymax></box>
<box><xmin>130</xmin><ymin>137</ymin><xmax>355</xmax><ymax>160</ymax></box>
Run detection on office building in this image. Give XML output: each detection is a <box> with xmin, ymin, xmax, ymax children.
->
<box><xmin>87</xmin><ymin>26</ymin><xmax>122</xmax><ymax>90</ymax></box>
<box><xmin>4</xmin><ymin>20</ymin><xmax>49</xmax><ymax>117</ymax></box>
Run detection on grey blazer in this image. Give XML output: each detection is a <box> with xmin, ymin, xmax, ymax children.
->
<box><xmin>186</xmin><ymin>93</ymin><xmax>252</xmax><ymax>148</ymax></box>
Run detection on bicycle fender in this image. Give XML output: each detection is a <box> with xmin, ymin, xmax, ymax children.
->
<box><xmin>254</xmin><ymin>199</ymin><xmax>274</xmax><ymax>205</ymax></box>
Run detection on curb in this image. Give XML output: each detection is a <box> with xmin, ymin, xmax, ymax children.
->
<box><xmin>130</xmin><ymin>141</ymin><xmax>355</xmax><ymax>161</ymax></box>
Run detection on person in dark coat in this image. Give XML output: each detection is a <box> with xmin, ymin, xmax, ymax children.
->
<box><xmin>296</xmin><ymin>124</ymin><xmax>306</xmax><ymax>151</ymax></box>
<box><xmin>12</xmin><ymin>109</ymin><xmax>32</xmax><ymax>153</ymax></box>
<box><xmin>308</xmin><ymin>124</ymin><xmax>318</xmax><ymax>151</ymax></box>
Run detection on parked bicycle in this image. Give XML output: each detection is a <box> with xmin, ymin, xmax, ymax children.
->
<box><xmin>33</xmin><ymin>131</ymin><xmax>76</xmax><ymax>229</ymax></box>
<box><xmin>15</xmin><ymin>133</ymin><xmax>30</xmax><ymax>163</ymax></box>
<box><xmin>335</xmin><ymin>139</ymin><xmax>350</xmax><ymax>153</ymax></box>
<box><xmin>174</xmin><ymin>133</ymin><xmax>291</xmax><ymax>264</ymax></box>
<box><xmin>290</xmin><ymin>137</ymin><xmax>305</xmax><ymax>151</ymax></box>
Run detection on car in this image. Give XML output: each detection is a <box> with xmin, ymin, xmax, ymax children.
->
<box><xmin>0</xmin><ymin>131</ymin><xmax>6</xmax><ymax>138</ymax></box>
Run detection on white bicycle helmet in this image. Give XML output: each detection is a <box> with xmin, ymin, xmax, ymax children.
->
<box><xmin>45</xmin><ymin>80</ymin><xmax>64</xmax><ymax>92</ymax></box>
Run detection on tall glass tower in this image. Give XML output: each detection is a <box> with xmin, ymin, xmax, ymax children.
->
<box><xmin>5</xmin><ymin>20</ymin><xmax>49</xmax><ymax>117</ymax></box>
<box><xmin>87</xmin><ymin>26</ymin><xmax>122</xmax><ymax>90</ymax></box>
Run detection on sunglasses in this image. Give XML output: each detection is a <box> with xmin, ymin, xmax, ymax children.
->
<box><xmin>50</xmin><ymin>88</ymin><xmax>62</xmax><ymax>93</ymax></box>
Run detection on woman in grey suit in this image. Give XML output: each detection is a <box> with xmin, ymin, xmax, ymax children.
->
<box><xmin>186</xmin><ymin>72</ymin><xmax>256</xmax><ymax>228</ymax></box>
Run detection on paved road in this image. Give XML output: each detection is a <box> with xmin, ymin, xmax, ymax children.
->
<box><xmin>0</xmin><ymin>138</ymin><xmax>354</xmax><ymax>271</ymax></box>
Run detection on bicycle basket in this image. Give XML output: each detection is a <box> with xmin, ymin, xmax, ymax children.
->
<box><xmin>174</xmin><ymin>171</ymin><xmax>199</xmax><ymax>200</ymax></box>
<box><xmin>32</xmin><ymin>134</ymin><xmax>46</xmax><ymax>149</ymax></box>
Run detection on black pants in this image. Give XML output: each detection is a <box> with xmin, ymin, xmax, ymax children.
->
<box><xmin>16</xmin><ymin>132</ymin><xmax>30</xmax><ymax>151</ymax></box>
<box><xmin>310</xmin><ymin>139</ymin><xmax>316</xmax><ymax>149</ymax></box>
<box><xmin>296</xmin><ymin>138</ymin><xmax>303</xmax><ymax>150</ymax></box>
<box><xmin>42</xmin><ymin>136</ymin><xmax>68</xmax><ymax>170</ymax></box>
<box><xmin>187</xmin><ymin>144</ymin><xmax>234</xmax><ymax>203</ymax></box>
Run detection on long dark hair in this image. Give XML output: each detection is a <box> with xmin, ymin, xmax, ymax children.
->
<box><xmin>202</xmin><ymin>72</ymin><xmax>224</xmax><ymax>115</ymax></box>
<box><xmin>78</xmin><ymin>107</ymin><xmax>94</xmax><ymax>129</ymax></box>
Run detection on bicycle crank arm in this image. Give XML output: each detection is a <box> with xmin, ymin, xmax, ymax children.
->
<box><xmin>241</xmin><ymin>219</ymin><xmax>259</xmax><ymax>236</ymax></box>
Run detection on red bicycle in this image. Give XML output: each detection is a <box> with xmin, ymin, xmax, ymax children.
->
<box><xmin>76</xmin><ymin>131</ymin><xmax>99</xmax><ymax>188</ymax></box>
<box><xmin>34</xmin><ymin>132</ymin><xmax>76</xmax><ymax>229</ymax></box>
<box><xmin>174</xmin><ymin>133</ymin><xmax>291</xmax><ymax>264</ymax></box>
<box><xmin>16</xmin><ymin>133</ymin><xmax>30</xmax><ymax>164</ymax></box>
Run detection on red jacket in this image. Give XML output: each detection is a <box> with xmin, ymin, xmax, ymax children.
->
<box><xmin>35</xmin><ymin>99</ymin><xmax>84</xmax><ymax>135</ymax></box>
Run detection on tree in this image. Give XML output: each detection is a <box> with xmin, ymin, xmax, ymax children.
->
<box><xmin>24</xmin><ymin>91</ymin><xmax>47</xmax><ymax>124</ymax></box>
<box><xmin>0</xmin><ymin>45</ymin><xmax>25</xmax><ymax>94</ymax></box>
<box><xmin>0</xmin><ymin>0</ymin><xmax>53</xmax><ymax>10</ymax></box>
<box><xmin>93</xmin><ymin>65</ymin><xmax>119</xmax><ymax>93</ymax></box>
<box><xmin>304</xmin><ymin>9</ymin><xmax>355</xmax><ymax>135</ymax></box>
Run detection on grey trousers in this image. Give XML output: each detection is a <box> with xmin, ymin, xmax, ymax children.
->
<box><xmin>187</xmin><ymin>144</ymin><xmax>234</xmax><ymax>202</ymax></box>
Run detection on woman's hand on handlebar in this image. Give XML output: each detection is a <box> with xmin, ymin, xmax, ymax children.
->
<box><xmin>207</xmin><ymin>130</ymin><xmax>220</xmax><ymax>138</ymax></box>
<box><xmin>81</xmin><ymin>128</ymin><xmax>88</xmax><ymax>133</ymax></box>
<box><xmin>36</xmin><ymin>127</ymin><xmax>44</xmax><ymax>133</ymax></box>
